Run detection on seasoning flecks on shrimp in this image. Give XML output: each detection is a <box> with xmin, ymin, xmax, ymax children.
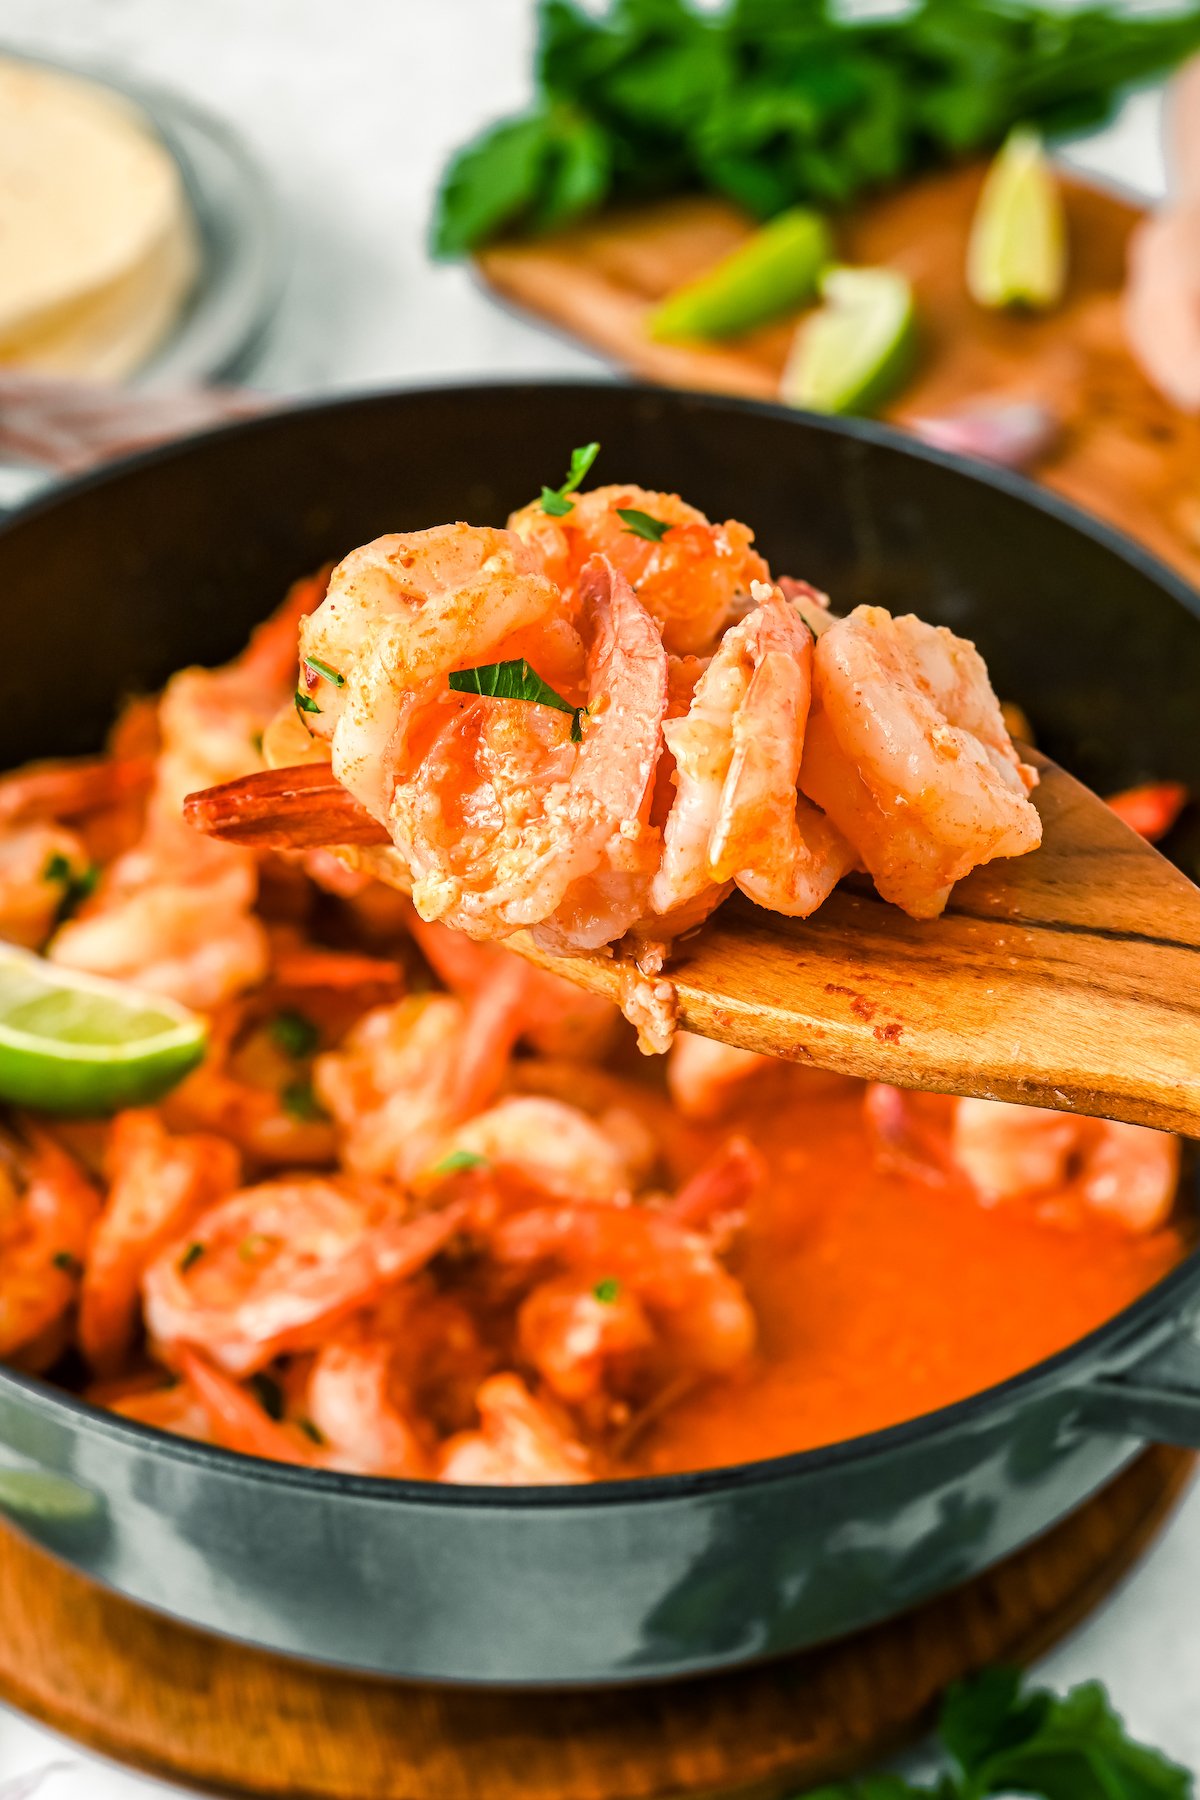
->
<box><xmin>183</xmin><ymin>472</ymin><xmax>1044</xmax><ymax>1049</ymax></box>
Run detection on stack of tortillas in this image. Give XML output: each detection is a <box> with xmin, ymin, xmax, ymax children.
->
<box><xmin>0</xmin><ymin>56</ymin><xmax>198</xmax><ymax>380</ymax></box>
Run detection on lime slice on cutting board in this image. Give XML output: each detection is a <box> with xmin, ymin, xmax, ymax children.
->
<box><xmin>0</xmin><ymin>944</ymin><xmax>207</xmax><ymax>1114</ymax></box>
<box><xmin>966</xmin><ymin>126</ymin><xmax>1065</xmax><ymax>311</ymax></box>
<box><xmin>781</xmin><ymin>265</ymin><xmax>916</xmax><ymax>416</ymax></box>
<box><xmin>650</xmin><ymin>207</ymin><xmax>832</xmax><ymax>342</ymax></box>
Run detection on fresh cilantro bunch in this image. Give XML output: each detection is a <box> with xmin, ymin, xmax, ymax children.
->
<box><xmin>433</xmin><ymin>0</ymin><xmax>1200</xmax><ymax>256</ymax></box>
<box><xmin>805</xmin><ymin>1668</ymin><xmax>1192</xmax><ymax>1800</ymax></box>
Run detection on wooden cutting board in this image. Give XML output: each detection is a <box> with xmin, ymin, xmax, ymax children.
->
<box><xmin>0</xmin><ymin>1447</ymin><xmax>1191</xmax><ymax>1800</ymax></box>
<box><xmin>478</xmin><ymin>164</ymin><xmax>1200</xmax><ymax>592</ymax></box>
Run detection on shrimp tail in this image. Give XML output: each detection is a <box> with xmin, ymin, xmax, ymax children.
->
<box><xmin>183</xmin><ymin>764</ymin><xmax>390</xmax><ymax>850</ymax></box>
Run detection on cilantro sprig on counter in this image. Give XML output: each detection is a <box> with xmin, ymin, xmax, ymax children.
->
<box><xmin>803</xmin><ymin>1669</ymin><xmax>1190</xmax><ymax>1800</ymax></box>
<box><xmin>433</xmin><ymin>0</ymin><xmax>1200</xmax><ymax>257</ymax></box>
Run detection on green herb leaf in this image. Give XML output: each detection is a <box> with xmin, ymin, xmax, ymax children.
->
<box><xmin>294</xmin><ymin>689</ymin><xmax>322</xmax><ymax>717</ymax></box>
<box><xmin>52</xmin><ymin>1250</ymin><xmax>82</xmax><ymax>1277</ymax></box>
<box><xmin>942</xmin><ymin>1670</ymin><xmax>1192</xmax><ymax>1800</ymax></box>
<box><xmin>269</xmin><ymin>1010</ymin><xmax>320</xmax><ymax>1060</ymax></box>
<box><xmin>297</xmin><ymin>1416</ymin><xmax>326</xmax><ymax>1446</ymax></box>
<box><xmin>280</xmin><ymin>1077</ymin><xmax>331</xmax><ymax>1123</ymax></box>
<box><xmin>180</xmin><ymin>1241</ymin><xmax>206</xmax><ymax>1273</ymax></box>
<box><xmin>540</xmin><ymin>440</ymin><xmax>601</xmax><ymax>514</ymax></box>
<box><xmin>617</xmin><ymin>507</ymin><xmax>671</xmax><ymax>542</ymax></box>
<box><xmin>43</xmin><ymin>852</ymin><xmax>99</xmax><ymax>925</ymax></box>
<box><xmin>303</xmin><ymin>656</ymin><xmax>345</xmax><ymax>688</ymax></box>
<box><xmin>805</xmin><ymin>1670</ymin><xmax>1192</xmax><ymax>1800</ymax></box>
<box><xmin>593</xmin><ymin>1276</ymin><xmax>620</xmax><ymax>1303</ymax></box>
<box><xmin>248</xmin><ymin>1372</ymin><xmax>285</xmax><ymax>1421</ymax></box>
<box><xmin>449</xmin><ymin>658</ymin><xmax>584</xmax><ymax>743</ymax></box>
<box><xmin>432</xmin><ymin>1149</ymin><xmax>490</xmax><ymax>1177</ymax></box>
<box><xmin>434</xmin><ymin>0</ymin><xmax>1200</xmax><ymax>258</ymax></box>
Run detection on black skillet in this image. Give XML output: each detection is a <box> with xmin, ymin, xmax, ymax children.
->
<box><xmin>1</xmin><ymin>382</ymin><xmax>1199</xmax><ymax>1686</ymax></box>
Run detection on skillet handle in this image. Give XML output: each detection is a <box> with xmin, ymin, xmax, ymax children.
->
<box><xmin>1078</xmin><ymin>1320</ymin><xmax>1200</xmax><ymax>1446</ymax></box>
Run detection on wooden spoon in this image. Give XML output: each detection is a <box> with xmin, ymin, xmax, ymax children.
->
<box><xmin>185</xmin><ymin>752</ymin><xmax>1200</xmax><ymax>1136</ymax></box>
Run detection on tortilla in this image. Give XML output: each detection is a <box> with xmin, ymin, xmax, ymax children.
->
<box><xmin>0</xmin><ymin>56</ymin><xmax>198</xmax><ymax>377</ymax></box>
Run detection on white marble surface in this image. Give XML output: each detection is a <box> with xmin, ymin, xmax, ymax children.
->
<box><xmin>0</xmin><ymin>2</ymin><xmax>1194</xmax><ymax>1793</ymax></box>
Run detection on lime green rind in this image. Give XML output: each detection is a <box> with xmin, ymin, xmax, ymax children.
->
<box><xmin>781</xmin><ymin>265</ymin><xmax>917</xmax><ymax>417</ymax></box>
<box><xmin>0</xmin><ymin>946</ymin><xmax>207</xmax><ymax>1115</ymax></box>
<box><xmin>966</xmin><ymin>125</ymin><xmax>1066</xmax><ymax>311</ymax></box>
<box><xmin>650</xmin><ymin>207</ymin><xmax>832</xmax><ymax>343</ymax></box>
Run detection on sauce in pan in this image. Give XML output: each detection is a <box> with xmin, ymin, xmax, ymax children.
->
<box><xmin>630</xmin><ymin>1069</ymin><xmax>1186</xmax><ymax>1476</ymax></box>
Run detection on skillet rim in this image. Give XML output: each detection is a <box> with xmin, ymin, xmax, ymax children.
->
<box><xmin>2</xmin><ymin>374</ymin><xmax>1198</xmax><ymax>1509</ymax></box>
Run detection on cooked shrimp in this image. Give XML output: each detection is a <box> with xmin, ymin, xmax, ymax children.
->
<box><xmin>407</xmin><ymin>912</ymin><xmax>619</xmax><ymax>1059</ymax></box>
<box><xmin>0</xmin><ymin>752</ymin><xmax>153</xmax><ymax>830</ymax></box>
<box><xmin>0</xmin><ymin>1127</ymin><xmax>100</xmax><ymax>1366</ymax></box>
<box><xmin>491</xmin><ymin>1202</ymin><xmax>756</xmax><ymax>1377</ymax></box>
<box><xmin>438</xmin><ymin>1372</ymin><xmax>592</xmax><ymax>1485</ymax></box>
<box><xmin>667</xmin><ymin>1135</ymin><xmax>763</xmax><ymax>1237</ymax></box>
<box><xmin>510</xmin><ymin>485</ymin><xmax>771</xmax><ymax>656</ymax></box>
<box><xmin>0</xmin><ymin>822</ymin><xmax>89</xmax><ymax>950</ymax></box>
<box><xmin>164</xmin><ymin>1001</ymin><xmax>339</xmax><ymax>1168</ymax></box>
<box><xmin>49</xmin><ymin>831</ymin><xmax>268</xmax><ymax>1010</ymax></box>
<box><xmin>298</xmin><ymin>524</ymin><xmax>564</xmax><ymax>819</ymax></box>
<box><xmin>393</xmin><ymin>556</ymin><xmax>668</xmax><ymax>945</ymax></box>
<box><xmin>667</xmin><ymin>1032</ymin><xmax>775</xmax><ymax>1120</ymax></box>
<box><xmin>799</xmin><ymin>606</ymin><xmax>1042</xmax><ymax>918</ymax></box>
<box><xmin>952</xmin><ymin>1097</ymin><xmax>1180</xmax><ymax>1234</ymax></box>
<box><xmin>79</xmin><ymin>1111</ymin><xmax>241</xmax><ymax>1375</ymax></box>
<box><xmin>177</xmin><ymin>1346</ymin><xmax>321</xmax><ymax>1466</ymax></box>
<box><xmin>50</xmin><ymin>576</ymin><xmax>316</xmax><ymax>1006</ymax></box>
<box><xmin>142</xmin><ymin>1177</ymin><xmax>464</xmax><ymax>1376</ymax></box>
<box><xmin>419</xmin><ymin>1095</ymin><xmax>636</xmax><ymax>1204</ymax></box>
<box><xmin>1106</xmin><ymin>782</ymin><xmax>1188</xmax><ymax>842</ymax></box>
<box><xmin>152</xmin><ymin>567</ymin><xmax>325</xmax><ymax>816</ymax></box>
<box><xmin>305</xmin><ymin>1325</ymin><xmax>429</xmax><ymax>1477</ymax></box>
<box><xmin>314</xmin><ymin>959</ymin><xmax>526</xmax><ymax>1183</ymax></box>
<box><xmin>518</xmin><ymin>1275</ymin><xmax>654</xmax><ymax>1405</ymax></box>
<box><xmin>651</xmin><ymin>591</ymin><xmax>854</xmax><ymax>920</ymax></box>
<box><xmin>97</xmin><ymin>1370</ymin><xmax>213</xmax><ymax>1444</ymax></box>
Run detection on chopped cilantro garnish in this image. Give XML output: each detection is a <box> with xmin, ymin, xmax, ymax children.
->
<box><xmin>617</xmin><ymin>507</ymin><xmax>671</xmax><ymax>543</ymax></box>
<box><xmin>280</xmin><ymin>1077</ymin><xmax>330</xmax><ymax>1123</ymax></box>
<box><xmin>295</xmin><ymin>689</ymin><xmax>322</xmax><ymax>717</ymax></box>
<box><xmin>248</xmin><ymin>1372</ymin><xmax>285</xmax><ymax>1421</ymax></box>
<box><xmin>540</xmin><ymin>441</ymin><xmax>600</xmax><ymax>516</ymax></box>
<box><xmin>238</xmin><ymin>1232</ymin><xmax>273</xmax><ymax>1263</ymax></box>
<box><xmin>432</xmin><ymin>1149</ymin><xmax>489</xmax><ymax>1177</ymax></box>
<box><xmin>593</xmin><ymin>1276</ymin><xmax>620</xmax><ymax>1304</ymax></box>
<box><xmin>42</xmin><ymin>852</ymin><xmax>99</xmax><ymax>924</ymax></box>
<box><xmin>449</xmin><ymin>657</ymin><xmax>585</xmax><ymax>743</ymax></box>
<box><xmin>304</xmin><ymin>655</ymin><xmax>345</xmax><ymax>688</ymax></box>
<box><xmin>297</xmin><ymin>1416</ymin><xmax>326</xmax><ymax>1446</ymax></box>
<box><xmin>250</xmin><ymin>729</ymin><xmax>265</xmax><ymax>755</ymax></box>
<box><xmin>52</xmin><ymin>1250</ymin><xmax>82</xmax><ymax>1277</ymax></box>
<box><xmin>269</xmin><ymin>1010</ymin><xmax>320</xmax><ymax>1059</ymax></box>
<box><xmin>180</xmin><ymin>1241</ymin><xmax>206</xmax><ymax>1273</ymax></box>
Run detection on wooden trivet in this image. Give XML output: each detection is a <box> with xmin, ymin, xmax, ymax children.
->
<box><xmin>0</xmin><ymin>1446</ymin><xmax>1191</xmax><ymax>1799</ymax></box>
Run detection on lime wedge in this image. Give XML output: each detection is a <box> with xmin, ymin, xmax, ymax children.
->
<box><xmin>781</xmin><ymin>265</ymin><xmax>916</xmax><ymax>416</ymax></box>
<box><xmin>0</xmin><ymin>944</ymin><xmax>207</xmax><ymax>1114</ymax></box>
<box><xmin>650</xmin><ymin>207</ymin><xmax>832</xmax><ymax>342</ymax></box>
<box><xmin>967</xmin><ymin>126</ymin><xmax>1065</xmax><ymax>311</ymax></box>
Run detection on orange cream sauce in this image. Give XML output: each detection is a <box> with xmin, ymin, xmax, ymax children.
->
<box><xmin>630</xmin><ymin>1069</ymin><xmax>1187</xmax><ymax>1477</ymax></box>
